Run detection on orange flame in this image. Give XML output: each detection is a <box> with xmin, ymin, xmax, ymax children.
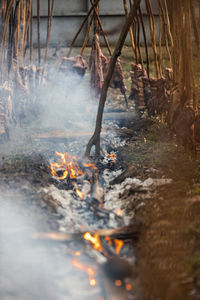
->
<box><xmin>125</xmin><ymin>283</ymin><xmax>133</xmax><ymax>291</ymax></box>
<box><xmin>76</xmin><ymin>188</ymin><xmax>84</xmax><ymax>200</ymax></box>
<box><xmin>115</xmin><ymin>280</ymin><xmax>122</xmax><ymax>287</ymax></box>
<box><xmin>71</xmin><ymin>259</ymin><xmax>97</xmax><ymax>287</ymax></box>
<box><xmin>114</xmin><ymin>239</ymin><xmax>124</xmax><ymax>254</ymax></box>
<box><xmin>115</xmin><ymin>208</ymin><xmax>123</xmax><ymax>216</ymax></box>
<box><xmin>50</xmin><ymin>152</ymin><xmax>98</xmax><ymax>180</ymax></box>
<box><xmin>108</xmin><ymin>153</ymin><xmax>117</xmax><ymax>161</ymax></box>
<box><xmin>83</xmin><ymin>232</ymin><xmax>103</xmax><ymax>252</ymax></box>
<box><xmin>50</xmin><ymin>152</ymin><xmax>84</xmax><ymax>180</ymax></box>
<box><xmin>82</xmin><ymin>162</ymin><xmax>98</xmax><ymax>171</ymax></box>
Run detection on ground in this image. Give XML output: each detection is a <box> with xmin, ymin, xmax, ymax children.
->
<box><xmin>1</xmin><ymin>45</ymin><xmax>200</xmax><ymax>299</ymax></box>
<box><xmin>121</xmin><ymin>117</ymin><xmax>200</xmax><ymax>299</ymax></box>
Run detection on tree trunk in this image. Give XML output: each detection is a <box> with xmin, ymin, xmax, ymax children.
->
<box><xmin>85</xmin><ymin>0</ymin><xmax>141</xmax><ymax>158</ymax></box>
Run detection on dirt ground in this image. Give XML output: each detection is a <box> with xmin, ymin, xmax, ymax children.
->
<box><xmin>120</xmin><ymin>118</ymin><xmax>200</xmax><ymax>300</ymax></box>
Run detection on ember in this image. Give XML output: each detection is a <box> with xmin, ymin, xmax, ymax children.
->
<box><xmin>76</xmin><ymin>188</ymin><xmax>85</xmax><ymax>200</ymax></box>
<box><xmin>115</xmin><ymin>280</ymin><xmax>122</xmax><ymax>287</ymax></box>
<box><xmin>108</xmin><ymin>153</ymin><xmax>117</xmax><ymax>160</ymax></box>
<box><xmin>71</xmin><ymin>259</ymin><xmax>97</xmax><ymax>287</ymax></box>
<box><xmin>115</xmin><ymin>208</ymin><xmax>123</xmax><ymax>216</ymax></box>
<box><xmin>125</xmin><ymin>283</ymin><xmax>133</xmax><ymax>291</ymax></box>
<box><xmin>114</xmin><ymin>239</ymin><xmax>124</xmax><ymax>255</ymax></box>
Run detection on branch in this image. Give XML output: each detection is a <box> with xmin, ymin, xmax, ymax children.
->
<box><xmin>85</xmin><ymin>0</ymin><xmax>141</xmax><ymax>158</ymax></box>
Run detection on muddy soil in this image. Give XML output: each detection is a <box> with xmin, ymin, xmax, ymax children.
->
<box><xmin>122</xmin><ymin>117</ymin><xmax>200</xmax><ymax>300</ymax></box>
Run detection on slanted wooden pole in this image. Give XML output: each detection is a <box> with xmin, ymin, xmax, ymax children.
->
<box><xmin>85</xmin><ymin>0</ymin><xmax>141</xmax><ymax>158</ymax></box>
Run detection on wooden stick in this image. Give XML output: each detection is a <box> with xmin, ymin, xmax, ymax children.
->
<box><xmin>90</xmin><ymin>0</ymin><xmax>112</xmax><ymax>56</ymax></box>
<box><xmin>23</xmin><ymin>0</ymin><xmax>32</xmax><ymax>58</ymax></box>
<box><xmin>30</xmin><ymin>0</ymin><xmax>33</xmax><ymax>63</ymax></box>
<box><xmin>32</xmin><ymin>224</ymin><xmax>140</xmax><ymax>242</ymax></box>
<box><xmin>145</xmin><ymin>0</ymin><xmax>160</xmax><ymax>78</ymax></box>
<box><xmin>80</xmin><ymin>14</ymin><xmax>94</xmax><ymax>56</ymax></box>
<box><xmin>190</xmin><ymin>0</ymin><xmax>200</xmax><ymax>57</ymax></box>
<box><xmin>138</xmin><ymin>5</ymin><xmax>149</xmax><ymax>76</ymax></box>
<box><xmin>136</xmin><ymin>10</ymin><xmax>144</xmax><ymax>68</ymax></box>
<box><xmin>162</xmin><ymin>0</ymin><xmax>173</xmax><ymax>48</ymax></box>
<box><xmin>67</xmin><ymin>0</ymin><xmax>100</xmax><ymax>57</ymax></box>
<box><xmin>1</xmin><ymin>0</ymin><xmax>15</xmax><ymax>72</ymax></box>
<box><xmin>158</xmin><ymin>3</ymin><xmax>163</xmax><ymax>76</ymax></box>
<box><xmin>20</xmin><ymin>0</ymin><xmax>25</xmax><ymax>66</ymax></box>
<box><xmin>44</xmin><ymin>0</ymin><xmax>55</xmax><ymax>63</ymax></box>
<box><xmin>158</xmin><ymin>0</ymin><xmax>172</xmax><ymax>68</ymax></box>
<box><xmin>123</xmin><ymin>0</ymin><xmax>137</xmax><ymax>61</ymax></box>
<box><xmin>14</xmin><ymin>0</ymin><xmax>21</xmax><ymax>65</ymax></box>
<box><xmin>37</xmin><ymin>0</ymin><xmax>41</xmax><ymax>65</ymax></box>
<box><xmin>85</xmin><ymin>0</ymin><xmax>141</xmax><ymax>157</ymax></box>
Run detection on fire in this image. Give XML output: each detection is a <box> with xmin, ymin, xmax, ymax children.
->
<box><xmin>83</xmin><ymin>232</ymin><xmax>103</xmax><ymax>252</ymax></box>
<box><xmin>107</xmin><ymin>153</ymin><xmax>117</xmax><ymax>167</ymax></box>
<box><xmin>125</xmin><ymin>283</ymin><xmax>133</xmax><ymax>291</ymax></box>
<box><xmin>108</xmin><ymin>153</ymin><xmax>117</xmax><ymax>159</ymax></box>
<box><xmin>83</xmin><ymin>232</ymin><xmax>124</xmax><ymax>255</ymax></box>
<box><xmin>50</xmin><ymin>152</ymin><xmax>98</xmax><ymax>180</ymax></box>
<box><xmin>115</xmin><ymin>208</ymin><xmax>123</xmax><ymax>216</ymax></box>
<box><xmin>71</xmin><ymin>259</ymin><xmax>97</xmax><ymax>287</ymax></box>
<box><xmin>115</xmin><ymin>280</ymin><xmax>122</xmax><ymax>287</ymax></box>
<box><xmin>114</xmin><ymin>239</ymin><xmax>124</xmax><ymax>254</ymax></box>
<box><xmin>50</xmin><ymin>152</ymin><xmax>84</xmax><ymax>180</ymax></box>
<box><xmin>82</xmin><ymin>161</ymin><xmax>98</xmax><ymax>171</ymax></box>
<box><xmin>76</xmin><ymin>188</ymin><xmax>85</xmax><ymax>200</ymax></box>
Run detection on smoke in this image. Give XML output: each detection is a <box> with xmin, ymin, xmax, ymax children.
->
<box><xmin>35</xmin><ymin>68</ymin><xmax>97</xmax><ymax>131</ymax></box>
<box><xmin>0</xmin><ymin>191</ymin><xmax>101</xmax><ymax>300</ymax></box>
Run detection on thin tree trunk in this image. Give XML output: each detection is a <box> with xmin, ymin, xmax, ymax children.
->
<box><xmin>85</xmin><ymin>0</ymin><xmax>141</xmax><ymax>158</ymax></box>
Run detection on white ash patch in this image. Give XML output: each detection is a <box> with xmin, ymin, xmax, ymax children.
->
<box><xmin>142</xmin><ymin>178</ymin><xmax>172</xmax><ymax>187</ymax></box>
